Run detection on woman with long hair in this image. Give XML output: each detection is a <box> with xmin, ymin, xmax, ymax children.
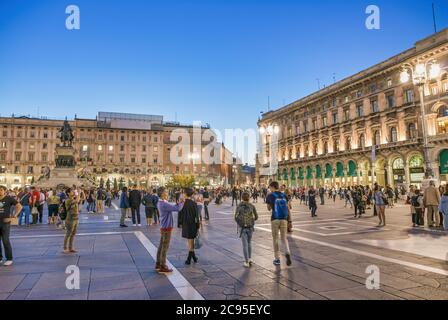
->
<box><xmin>178</xmin><ymin>188</ymin><xmax>200</xmax><ymax>265</ymax></box>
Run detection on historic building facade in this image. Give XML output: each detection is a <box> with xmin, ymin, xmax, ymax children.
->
<box><xmin>257</xmin><ymin>29</ymin><xmax>448</xmax><ymax>189</ymax></box>
<box><xmin>0</xmin><ymin>112</ymin><xmax>233</xmax><ymax>189</ymax></box>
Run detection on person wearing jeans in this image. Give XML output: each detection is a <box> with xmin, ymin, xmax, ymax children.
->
<box><xmin>266</xmin><ymin>181</ymin><xmax>292</xmax><ymax>267</ymax></box>
<box><xmin>203</xmin><ymin>188</ymin><xmax>210</xmax><ymax>220</ymax></box>
<box><xmin>119</xmin><ymin>187</ymin><xmax>130</xmax><ymax>228</ymax></box>
<box><xmin>18</xmin><ymin>189</ymin><xmax>31</xmax><ymax>227</ymax></box>
<box><xmin>129</xmin><ymin>185</ymin><xmax>142</xmax><ymax>226</ymax></box>
<box><xmin>0</xmin><ymin>185</ymin><xmax>22</xmax><ymax>266</ymax></box>
<box><xmin>156</xmin><ymin>187</ymin><xmax>184</xmax><ymax>274</ymax></box>
<box><xmin>423</xmin><ymin>181</ymin><xmax>441</xmax><ymax>227</ymax></box>
<box><xmin>235</xmin><ymin>192</ymin><xmax>258</xmax><ymax>268</ymax></box>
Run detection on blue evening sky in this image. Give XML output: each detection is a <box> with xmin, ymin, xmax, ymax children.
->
<box><xmin>1</xmin><ymin>0</ymin><xmax>447</xmax><ymax>164</ymax></box>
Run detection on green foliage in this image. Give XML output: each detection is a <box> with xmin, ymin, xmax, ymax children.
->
<box><xmin>166</xmin><ymin>175</ymin><xmax>196</xmax><ymax>189</ymax></box>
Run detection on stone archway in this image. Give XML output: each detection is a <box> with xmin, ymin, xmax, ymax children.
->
<box><xmin>375</xmin><ymin>157</ymin><xmax>387</xmax><ymax>187</ymax></box>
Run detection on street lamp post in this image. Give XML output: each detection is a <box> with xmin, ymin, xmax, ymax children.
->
<box><xmin>400</xmin><ymin>60</ymin><xmax>441</xmax><ymax>179</ymax></box>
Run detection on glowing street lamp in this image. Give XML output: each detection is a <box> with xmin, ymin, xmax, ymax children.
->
<box><xmin>400</xmin><ymin>59</ymin><xmax>441</xmax><ymax>178</ymax></box>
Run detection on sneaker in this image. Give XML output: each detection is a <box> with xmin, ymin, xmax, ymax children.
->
<box><xmin>133</xmin><ymin>224</ymin><xmax>137</xmax><ymax>227</ymax></box>
<box><xmin>155</xmin><ymin>263</ymin><xmax>161</xmax><ymax>271</ymax></box>
<box><xmin>158</xmin><ymin>266</ymin><xmax>173</xmax><ymax>274</ymax></box>
<box><xmin>273</xmin><ymin>259</ymin><xmax>281</xmax><ymax>266</ymax></box>
<box><xmin>248</xmin><ymin>259</ymin><xmax>255</xmax><ymax>265</ymax></box>
<box><xmin>243</xmin><ymin>262</ymin><xmax>250</xmax><ymax>268</ymax></box>
<box><xmin>137</xmin><ymin>224</ymin><xmax>141</xmax><ymax>227</ymax></box>
<box><xmin>286</xmin><ymin>254</ymin><xmax>292</xmax><ymax>266</ymax></box>
<box><xmin>3</xmin><ymin>260</ymin><xmax>13</xmax><ymax>266</ymax></box>
<box><xmin>120</xmin><ymin>224</ymin><xmax>128</xmax><ymax>228</ymax></box>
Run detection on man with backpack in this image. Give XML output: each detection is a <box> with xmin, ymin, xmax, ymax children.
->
<box><xmin>411</xmin><ymin>189</ymin><xmax>424</xmax><ymax>227</ymax></box>
<box><xmin>235</xmin><ymin>192</ymin><xmax>258</xmax><ymax>268</ymax></box>
<box><xmin>266</xmin><ymin>181</ymin><xmax>292</xmax><ymax>266</ymax></box>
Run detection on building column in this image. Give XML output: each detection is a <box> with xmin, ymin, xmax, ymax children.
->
<box><xmin>386</xmin><ymin>164</ymin><xmax>394</xmax><ymax>188</ymax></box>
<box><xmin>404</xmin><ymin>162</ymin><xmax>411</xmax><ymax>188</ymax></box>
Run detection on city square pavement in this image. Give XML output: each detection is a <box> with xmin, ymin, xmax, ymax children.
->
<box><xmin>1</xmin><ymin>196</ymin><xmax>447</xmax><ymax>300</ymax></box>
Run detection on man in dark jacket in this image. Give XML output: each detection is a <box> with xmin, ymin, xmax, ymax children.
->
<box><xmin>129</xmin><ymin>185</ymin><xmax>142</xmax><ymax>226</ymax></box>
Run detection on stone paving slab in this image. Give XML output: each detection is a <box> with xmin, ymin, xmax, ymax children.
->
<box><xmin>0</xmin><ymin>274</ymin><xmax>26</xmax><ymax>293</ymax></box>
<box><xmin>319</xmin><ymin>286</ymin><xmax>402</xmax><ymax>300</ymax></box>
<box><xmin>88</xmin><ymin>287</ymin><xmax>150</xmax><ymax>300</ymax></box>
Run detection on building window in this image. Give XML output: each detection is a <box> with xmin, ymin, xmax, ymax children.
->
<box><xmin>332</xmin><ymin>98</ymin><xmax>337</xmax><ymax>107</ymax></box>
<box><xmin>16</xmin><ymin>131</ymin><xmax>21</xmax><ymax>138</ymax></box>
<box><xmin>98</xmin><ymin>145</ymin><xmax>103</xmax><ymax>151</ymax></box>
<box><xmin>1</xmin><ymin>142</ymin><xmax>6</xmax><ymax>148</ymax></box>
<box><xmin>142</xmin><ymin>136</ymin><xmax>147</xmax><ymax>142</ymax></box>
<box><xmin>431</xmin><ymin>86</ymin><xmax>439</xmax><ymax>96</ymax></box>
<box><xmin>359</xmin><ymin>134</ymin><xmax>365</xmax><ymax>149</ymax></box>
<box><xmin>16</xmin><ymin>142</ymin><xmax>21</xmax><ymax>149</ymax></box>
<box><xmin>43</xmin><ymin>143</ymin><xmax>47</xmax><ymax>149</ymax></box>
<box><xmin>120</xmin><ymin>145</ymin><xmax>125</xmax><ymax>152</ymax></box>
<box><xmin>42</xmin><ymin>154</ymin><xmax>47</xmax><ymax>162</ymax></box>
<box><xmin>443</xmin><ymin>82</ymin><xmax>448</xmax><ymax>92</ymax></box>
<box><xmin>153</xmin><ymin>158</ymin><xmax>158</xmax><ymax>164</ymax></box>
<box><xmin>370</xmin><ymin>84</ymin><xmax>377</xmax><ymax>93</ymax></box>
<box><xmin>15</xmin><ymin>152</ymin><xmax>21</xmax><ymax>161</ymax></box>
<box><xmin>312</xmin><ymin>119</ymin><xmax>317</xmax><ymax>131</ymax></box>
<box><xmin>27</xmin><ymin>166</ymin><xmax>33</xmax><ymax>174</ymax></box>
<box><xmin>344</xmin><ymin>109</ymin><xmax>350</xmax><ymax>121</ymax></box>
<box><xmin>109</xmin><ymin>135</ymin><xmax>114</xmax><ymax>141</ymax></box>
<box><xmin>439</xmin><ymin>105</ymin><xmax>448</xmax><ymax>117</ymax></box>
<box><xmin>333</xmin><ymin>138</ymin><xmax>339</xmax><ymax>152</ymax></box>
<box><xmin>142</xmin><ymin>145</ymin><xmax>146</xmax><ymax>152</ymax></box>
<box><xmin>142</xmin><ymin>158</ymin><xmax>146</xmax><ymax>164</ymax></box>
<box><xmin>323</xmin><ymin>141</ymin><xmax>328</xmax><ymax>154</ymax></box>
<box><xmin>408</xmin><ymin>123</ymin><xmax>417</xmax><ymax>139</ymax></box>
<box><xmin>344</xmin><ymin>96</ymin><xmax>349</xmax><ymax>103</ymax></box>
<box><xmin>356</xmin><ymin>90</ymin><xmax>362</xmax><ymax>98</ymax></box>
<box><xmin>29</xmin><ymin>143</ymin><xmax>35</xmax><ymax>150</ymax></box>
<box><xmin>322</xmin><ymin>116</ymin><xmax>327</xmax><ymax>126</ymax></box>
<box><xmin>121</xmin><ymin>136</ymin><xmax>125</xmax><ymax>142</ymax></box>
<box><xmin>345</xmin><ymin>136</ymin><xmax>351</xmax><ymax>150</ymax></box>
<box><xmin>131</xmin><ymin>136</ymin><xmax>136</xmax><ymax>142</ymax></box>
<box><xmin>0</xmin><ymin>153</ymin><xmax>5</xmax><ymax>161</ymax></box>
<box><xmin>108</xmin><ymin>155</ymin><xmax>113</xmax><ymax>163</ymax></box>
<box><xmin>120</xmin><ymin>157</ymin><xmax>125</xmax><ymax>163</ymax></box>
<box><xmin>43</xmin><ymin>132</ymin><xmax>48</xmax><ymax>139</ymax></box>
<box><xmin>30</xmin><ymin>132</ymin><xmax>35</xmax><ymax>138</ymax></box>
<box><xmin>153</xmin><ymin>146</ymin><xmax>158</xmax><ymax>152</ymax></box>
<box><xmin>387</xmin><ymin>94</ymin><xmax>395</xmax><ymax>109</ymax></box>
<box><xmin>405</xmin><ymin>89</ymin><xmax>414</xmax><ymax>103</ymax></box>
<box><xmin>108</xmin><ymin>145</ymin><xmax>113</xmax><ymax>151</ymax></box>
<box><xmin>371</xmin><ymin>99</ymin><xmax>379</xmax><ymax>113</ymax></box>
<box><xmin>82</xmin><ymin>145</ymin><xmax>88</xmax><ymax>152</ymax></box>
<box><xmin>28</xmin><ymin>153</ymin><xmax>34</xmax><ymax>162</ymax></box>
<box><xmin>131</xmin><ymin>157</ymin><xmax>136</xmax><ymax>163</ymax></box>
<box><xmin>374</xmin><ymin>130</ymin><xmax>381</xmax><ymax>146</ymax></box>
<box><xmin>357</xmin><ymin>104</ymin><xmax>364</xmax><ymax>117</ymax></box>
<box><xmin>390</xmin><ymin>127</ymin><xmax>398</xmax><ymax>142</ymax></box>
<box><xmin>333</xmin><ymin>113</ymin><xmax>338</xmax><ymax>124</ymax></box>
<box><xmin>154</xmin><ymin>137</ymin><xmax>158</xmax><ymax>143</ymax></box>
<box><xmin>2</xmin><ymin>131</ymin><xmax>6</xmax><ymax>138</ymax></box>
<box><xmin>131</xmin><ymin>145</ymin><xmax>136</xmax><ymax>152</ymax></box>
<box><xmin>387</xmin><ymin>79</ymin><xmax>392</xmax><ymax>88</ymax></box>
<box><xmin>14</xmin><ymin>166</ymin><xmax>20</xmax><ymax>174</ymax></box>
<box><xmin>303</xmin><ymin>121</ymin><xmax>308</xmax><ymax>133</ymax></box>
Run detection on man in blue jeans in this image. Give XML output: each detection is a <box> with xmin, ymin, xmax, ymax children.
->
<box><xmin>18</xmin><ymin>188</ymin><xmax>31</xmax><ymax>227</ymax></box>
<box><xmin>0</xmin><ymin>185</ymin><xmax>22</xmax><ymax>266</ymax></box>
<box><xmin>266</xmin><ymin>181</ymin><xmax>292</xmax><ymax>266</ymax></box>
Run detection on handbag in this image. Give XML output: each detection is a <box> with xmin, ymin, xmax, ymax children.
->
<box><xmin>31</xmin><ymin>206</ymin><xmax>39</xmax><ymax>215</ymax></box>
<box><xmin>287</xmin><ymin>221</ymin><xmax>293</xmax><ymax>233</ymax></box>
<box><xmin>194</xmin><ymin>231</ymin><xmax>202</xmax><ymax>250</ymax></box>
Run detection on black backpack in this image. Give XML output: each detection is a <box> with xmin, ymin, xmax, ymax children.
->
<box><xmin>411</xmin><ymin>195</ymin><xmax>421</xmax><ymax>208</ymax></box>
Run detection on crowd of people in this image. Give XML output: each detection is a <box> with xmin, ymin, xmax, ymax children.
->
<box><xmin>0</xmin><ymin>180</ymin><xmax>447</xmax><ymax>271</ymax></box>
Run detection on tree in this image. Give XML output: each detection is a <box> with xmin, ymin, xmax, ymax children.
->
<box><xmin>118</xmin><ymin>177</ymin><xmax>124</xmax><ymax>190</ymax></box>
<box><xmin>166</xmin><ymin>175</ymin><xmax>196</xmax><ymax>189</ymax></box>
<box><xmin>113</xmin><ymin>178</ymin><xmax>118</xmax><ymax>191</ymax></box>
<box><xmin>106</xmin><ymin>178</ymin><xmax>111</xmax><ymax>190</ymax></box>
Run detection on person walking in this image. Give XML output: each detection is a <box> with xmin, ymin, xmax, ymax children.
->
<box><xmin>47</xmin><ymin>191</ymin><xmax>61</xmax><ymax>225</ymax></box>
<box><xmin>63</xmin><ymin>188</ymin><xmax>80</xmax><ymax>254</ymax></box>
<box><xmin>423</xmin><ymin>181</ymin><xmax>441</xmax><ymax>228</ymax></box>
<box><xmin>374</xmin><ymin>185</ymin><xmax>387</xmax><ymax>227</ymax></box>
<box><xmin>235</xmin><ymin>192</ymin><xmax>258</xmax><ymax>268</ymax></box>
<box><xmin>178</xmin><ymin>188</ymin><xmax>200</xmax><ymax>265</ymax></box>
<box><xmin>203</xmin><ymin>187</ymin><xmax>210</xmax><ymax>220</ymax></box>
<box><xmin>308</xmin><ymin>186</ymin><xmax>318</xmax><ymax>217</ymax></box>
<box><xmin>18</xmin><ymin>188</ymin><xmax>31</xmax><ymax>227</ymax></box>
<box><xmin>319</xmin><ymin>186</ymin><xmax>325</xmax><ymax>205</ymax></box>
<box><xmin>129</xmin><ymin>185</ymin><xmax>142</xmax><ymax>227</ymax></box>
<box><xmin>119</xmin><ymin>187</ymin><xmax>130</xmax><ymax>228</ymax></box>
<box><xmin>193</xmin><ymin>190</ymin><xmax>204</xmax><ymax>222</ymax></box>
<box><xmin>156</xmin><ymin>187</ymin><xmax>184</xmax><ymax>274</ymax></box>
<box><xmin>0</xmin><ymin>185</ymin><xmax>22</xmax><ymax>266</ymax></box>
<box><xmin>438</xmin><ymin>186</ymin><xmax>448</xmax><ymax>231</ymax></box>
<box><xmin>96</xmin><ymin>187</ymin><xmax>106</xmax><ymax>214</ymax></box>
<box><xmin>266</xmin><ymin>181</ymin><xmax>292</xmax><ymax>266</ymax></box>
<box><xmin>142</xmin><ymin>189</ymin><xmax>158</xmax><ymax>226</ymax></box>
<box><xmin>231</xmin><ymin>187</ymin><xmax>239</xmax><ymax>207</ymax></box>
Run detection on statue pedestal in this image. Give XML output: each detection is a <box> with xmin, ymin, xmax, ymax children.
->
<box><xmin>37</xmin><ymin>146</ymin><xmax>95</xmax><ymax>189</ymax></box>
